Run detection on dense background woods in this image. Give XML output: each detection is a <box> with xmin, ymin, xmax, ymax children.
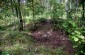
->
<box><xmin>0</xmin><ymin>0</ymin><xmax>85</xmax><ymax>55</ymax></box>
<box><xmin>0</xmin><ymin>0</ymin><xmax>84</xmax><ymax>30</ymax></box>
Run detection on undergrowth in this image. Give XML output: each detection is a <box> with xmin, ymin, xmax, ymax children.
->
<box><xmin>0</xmin><ymin>31</ymin><xmax>68</xmax><ymax>55</ymax></box>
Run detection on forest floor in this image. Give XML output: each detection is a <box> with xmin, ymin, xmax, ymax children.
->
<box><xmin>28</xmin><ymin>20</ymin><xmax>74</xmax><ymax>55</ymax></box>
<box><xmin>0</xmin><ymin>19</ymin><xmax>75</xmax><ymax>55</ymax></box>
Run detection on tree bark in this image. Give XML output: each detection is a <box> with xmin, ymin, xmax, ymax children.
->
<box><xmin>82</xmin><ymin>0</ymin><xmax>84</xmax><ymax>19</ymax></box>
<box><xmin>32</xmin><ymin>0</ymin><xmax>34</xmax><ymax>20</ymax></box>
<box><xmin>17</xmin><ymin>0</ymin><xmax>23</xmax><ymax>31</ymax></box>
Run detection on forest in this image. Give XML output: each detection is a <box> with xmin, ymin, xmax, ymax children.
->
<box><xmin>0</xmin><ymin>0</ymin><xmax>85</xmax><ymax>55</ymax></box>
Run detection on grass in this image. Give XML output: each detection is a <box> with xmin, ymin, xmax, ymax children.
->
<box><xmin>2</xmin><ymin>44</ymin><xmax>68</xmax><ymax>55</ymax></box>
<box><xmin>0</xmin><ymin>31</ymin><xmax>68</xmax><ymax>55</ymax></box>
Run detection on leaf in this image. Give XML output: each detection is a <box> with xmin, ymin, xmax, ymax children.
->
<box><xmin>74</xmin><ymin>37</ymin><xmax>79</xmax><ymax>42</ymax></box>
<box><xmin>79</xmin><ymin>35</ymin><xmax>85</xmax><ymax>39</ymax></box>
<box><xmin>74</xmin><ymin>31</ymin><xmax>81</xmax><ymax>35</ymax></box>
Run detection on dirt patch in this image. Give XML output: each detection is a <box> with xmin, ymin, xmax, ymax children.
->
<box><xmin>29</xmin><ymin>20</ymin><xmax>74</xmax><ymax>55</ymax></box>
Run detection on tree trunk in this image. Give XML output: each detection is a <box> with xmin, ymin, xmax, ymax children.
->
<box><xmin>10</xmin><ymin>0</ymin><xmax>17</xmax><ymax>30</ymax></box>
<box><xmin>82</xmin><ymin>0</ymin><xmax>84</xmax><ymax>19</ymax></box>
<box><xmin>32</xmin><ymin>0</ymin><xmax>34</xmax><ymax>20</ymax></box>
<box><xmin>18</xmin><ymin>0</ymin><xmax>23</xmax><ymax>31</ymax></box>
<box><xmin>75</xmin><ymin>0</ymin><xmax>78</xmax><ymax>14</ymax></box>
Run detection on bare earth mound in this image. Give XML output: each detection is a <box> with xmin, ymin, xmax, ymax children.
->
<box><xmin>29</xmin><ymin>20</ymin><xmax>74</xmax><ymax>55</ymax></box>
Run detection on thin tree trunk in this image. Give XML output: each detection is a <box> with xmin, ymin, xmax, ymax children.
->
<box><xmin>32</xmin><ymin>0</ymin><xmax>34</xmax><ymax>20</ymax></box>
<box><xmin>10</xmin><ymin>0</ymin><xmax>14</xmax><ymax>12</ymax></box>
<box><xmin>75</xmin><ymin>0</ymin><xmax>78</xmax><ymax>14</ymax></box>
<box><xmin>82</xmin><ymin>0</ymin><xmax>84</xmax><ymax>19</ymax></box>
<box><xmin>10</xmin><ymin>0</ymin><xmax>17</xmax><ymax>30</ymax></box>
<box><xmin>66</xmin><ymin>0</ymin><xmax>72</xmax><ymax>19</ymax></box>
<box><xmin>18</xmin><ymin>0</ymin><xmax>23</xmax><ymax>31</ymax></box>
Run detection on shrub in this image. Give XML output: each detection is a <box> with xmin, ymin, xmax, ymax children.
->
<box><xmin>51</xmin><ymin>18</ymin><xmax>64</xmax><ymax>30</ymax></box>
<box><xmin>1</xmin><ymin>31</ymin><xmax>34</xmax><ymax>46</ymax></box>
<box><xmin>62</xmin><ymin>20</ymin><xmax>85</xmax><ymax>55</ymax></box>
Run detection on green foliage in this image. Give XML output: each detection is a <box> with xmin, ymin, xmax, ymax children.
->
<box><xmin>2</xmin><ymin>45</ymin><xmax>67</xmax><ymax>55</ymax></box>
<box><xmin>0</xmin><ymin>31</ymin><xmax>34</xmax><ymax>46</ymax></box>
<box><xmin>63</xmin><ymin>20</ymin><xmax>77</xmax><ymax>33</ymax></box>
<box><xmin>35</xmin><ymin>3</ymin><xmax>45</xmax><ymax>15</ymax></box>
<box><xmin>0</xmin><ymin>26</ymin><xmax>5</xmax><ymax>30</ymax></box>
<box><xmin>37</xmin><ymin>18</ymin><xmax>47</xmax><ymax>23</ymax></box>
<box><xmin>62</xmin><ymin>19</ymin><xmax>85</xmax><ymax>55</ymax></box>
<box><xmin>0</xmin><ymin>0</ymin><xmax>85</xmax><ymax>55</ymax></box>
<box><xmin>28</xmin><ymin>18</ymin><xmax>47</xmax><ymax>31</ymax></box>
<box><xmin>27</xmin><ymin>19</ymin><xmax>38</xmax><ymax>31</ymax></box>
<box><xmin>81</xmin><ymin>27</ymin><xmax>85</xmax><ymax>35</ymax></box>
<box><xmin>50</xmin><ymin>0</ymin><xmax>65</xmax><ymax>18</ymax></box>
<box><xmin>51</xmin><ymin>18</ymin><xmax>64</xmax><ymax>30</ymax></box>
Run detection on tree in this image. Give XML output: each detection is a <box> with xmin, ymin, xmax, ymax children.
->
<box><xmin>13</xmin><ymin>0</ymin><xmax>23</xmax><ymax>31</ymax></box>
<box><xmin>81</xmin><ymin>0</ymin><xmax>85</xmax><ymax>19</ymax></box>
<box><xmin>17</xmin><ymin>0</ymin><xmax>23</xmax><ymax>31</ymax></box>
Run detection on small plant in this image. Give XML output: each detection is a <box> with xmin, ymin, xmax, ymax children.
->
<box><xmin>1</xmin><ymin>31</ymin><xmax>34</xmax><ymax>46</ymax></box>
<box><xmin>28</xmin><ymin>18</ymin><xmax>47</xmax><ymax>31</ymax></box>
<box><xmin>62</xmin><ymin>20</ymin><xmax>85</xmax><ymax>55</ymax></box>
<box><xmin>51</xmin><ymin>18</ymin><xmax>64</xmax><ymax>30</ymax></box>
<box><xmin>2</xmin><ymin>51</ymin><xmax>10</xmax><ymax>55</ymax></box>
<box><xmin>37</xmin><ymin>18</ymin><xmax>47</xmax><ymax>23</ymax></box>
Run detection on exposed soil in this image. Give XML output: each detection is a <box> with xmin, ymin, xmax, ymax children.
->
<box><xmin>29</xmin><ymin>20</ymin><xmax>74</xmax><ymax>55</ymax></box>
